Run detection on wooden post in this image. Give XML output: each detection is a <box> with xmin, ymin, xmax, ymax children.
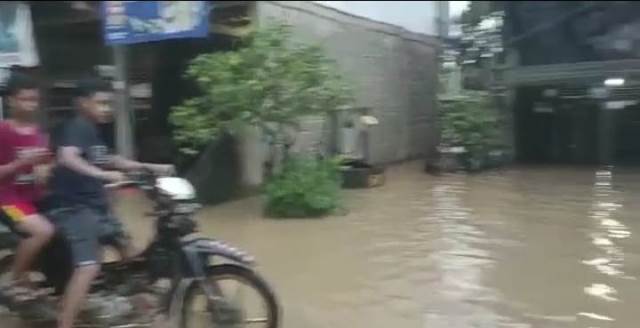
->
<box><xmin>113</xmin><ymin>45</ymin><xmax>135</xmax><ymax>158</ymax></box>
<box><xmin>0</xmin><ymin>68</ymin><xmax>8</xmax><ymax>120</ymax></box>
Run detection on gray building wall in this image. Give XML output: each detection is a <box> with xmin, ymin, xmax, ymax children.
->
<box><xmin>256</xmin><ymin>1</ymin><xmax>440</xmax><ymax>164</ymax></box>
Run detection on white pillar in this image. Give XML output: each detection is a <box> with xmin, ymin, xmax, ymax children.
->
<box><xmin>238</xmin><ymin>125</ymin><xmax>265</xmax><ymax>187</ymax></box>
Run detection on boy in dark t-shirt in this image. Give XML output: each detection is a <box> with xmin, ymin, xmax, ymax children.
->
<box><xmin>50</xmin><ymin>78</ymin><xmax>173</xmax><ymax>328</ymax></box>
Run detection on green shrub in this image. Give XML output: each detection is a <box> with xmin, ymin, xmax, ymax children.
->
<box><xmin>265</xmin><ymin>157</ymin><xmax>342</xmax><ymax>218</ymax></box>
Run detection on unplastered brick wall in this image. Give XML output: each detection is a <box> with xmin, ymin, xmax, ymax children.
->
<box><xmin>256</xmin><ymin>1</ymin><xmax>440</xmax><ymax>164</ymax></box>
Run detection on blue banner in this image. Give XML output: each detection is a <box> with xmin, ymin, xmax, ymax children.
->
<box><xmin>102</xmin><ymin>1</ymin><xmax>210</xmax><ymax>45</ymax></box>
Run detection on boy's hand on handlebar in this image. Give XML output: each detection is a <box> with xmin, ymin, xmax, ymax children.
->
<box><xmin>99</xmin><ymin>170</ymin><xmax>126</xmax><ymax>183</ymax></box>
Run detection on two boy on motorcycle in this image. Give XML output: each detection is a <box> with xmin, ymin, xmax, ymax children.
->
<box><xmin>0</xmin><ymin>73</ymin><xmax>173</xmax><ymax>328</ymax></box>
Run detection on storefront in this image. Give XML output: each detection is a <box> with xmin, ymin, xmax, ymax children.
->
<box><xmin>505</xmin><ymin>60</ymin><xmax>640</xmax><ymax>164</ymax></box>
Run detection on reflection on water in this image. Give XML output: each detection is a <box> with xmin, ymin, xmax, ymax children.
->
<box><xmin>423</xmin><ymin>174</ymin><xmax>516</xmax><ymax>327</ymax></box>
<box><xmin>579</xmin><ymin>167</ymin><xmax>634</xmax><ymax>325</ymax></box>
<box><xmin>8</xmin><ymin>162</ymin><xmax>640</xmax><ymax>327</ymax></box>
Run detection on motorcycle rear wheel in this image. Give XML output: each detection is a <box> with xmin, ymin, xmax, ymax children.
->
<box><xmin>182</xmin><ymin>264</ymin><xmax>279</xmax><ymax>328</ymax></box>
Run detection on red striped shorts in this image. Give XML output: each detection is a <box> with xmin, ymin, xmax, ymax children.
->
<box><xmin>0</xmin><ymin>202</ymin><xmax>37</xmax><ymax>230</ymax></box>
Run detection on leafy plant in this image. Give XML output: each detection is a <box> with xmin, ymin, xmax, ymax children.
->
<box><xmin>264</xmin><ymin>156</ymin><xmax>342</xmax><ymax>218</ymax></box>
<box><xmin>170</xmin><ymin>22</ymin><xmax>353</xmax><ymax>158</ymax></box>
<box><xmin>439</xmin><ymin>91</ymin><xmax>503</xmax><ymax>160</ymax></box>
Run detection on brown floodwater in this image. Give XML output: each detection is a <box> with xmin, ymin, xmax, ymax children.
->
<box><xmin>6</xmin><ymin>162</ymin><xmax>640</xmax><ymax>327</ymax></box>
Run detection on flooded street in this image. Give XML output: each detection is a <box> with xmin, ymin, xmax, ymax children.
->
<box><xmin>7</xmin><ymin>162</ymin><xmax>640</xmax><ymax>327</ymax></box>
<box><xmin>171</xmin><ymin>162</ymin><xmax>640</xmax><ymax>328</ymax></box>
<box><xmin>5</xmin><ymin>0</ymin><xmax>639</xmax><ymax>327</ymax></box>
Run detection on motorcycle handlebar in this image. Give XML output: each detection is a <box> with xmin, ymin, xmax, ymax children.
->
<box><xmin>104</xmin><ymin>170</ymin><xmax>155</xmax><ymax>190</ymax></box>
<box><xmin>104</xmin><ymin>180</ymin><xmax>140</xmax><ymax>189</ymax></box>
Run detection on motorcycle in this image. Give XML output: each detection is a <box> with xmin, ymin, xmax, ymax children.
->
<box><xmin>0</xmin><ymin>169</ymin><xmax>280</xmax><ymax>328</ymax></box>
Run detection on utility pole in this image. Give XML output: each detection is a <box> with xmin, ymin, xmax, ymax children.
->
<box><xmin>436</xmin><ymin>1</ymin><xmax>450</xmax><ymax>39</ymax></box>
<box><xmin>113</xmin><ymin>45</ymin><xmax>135</xmax><ymax>158</ymax></box>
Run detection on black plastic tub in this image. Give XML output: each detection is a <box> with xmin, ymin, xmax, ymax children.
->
<box><xmin>340</xmin><ymin>160</ymin><xmax>385</xmax><ymax>189</ymax></box>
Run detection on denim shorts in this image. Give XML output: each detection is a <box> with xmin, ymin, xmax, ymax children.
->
<box><xmin>49</xmin><ymin>205</ymin><xmax>129</xmax><ymax>267</ymax></box>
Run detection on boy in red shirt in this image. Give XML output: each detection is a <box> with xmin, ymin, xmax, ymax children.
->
<box><xmin>0</xmin><ymin>72</ymin><xmax>54</xmax><ymax>304</ymax></box>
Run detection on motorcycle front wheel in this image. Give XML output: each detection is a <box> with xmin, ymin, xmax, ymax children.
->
<box><xmin>182</xmin><ymin>264</ymin><xmax>279</xmax><ymax>328</ymax></box>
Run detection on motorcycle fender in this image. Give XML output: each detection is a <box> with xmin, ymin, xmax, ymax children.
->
<box><xmin>181</xmin><ymin>237</ymin><xmax>255</xmax><ymax>266</ymax></box>
<box><xmin>168</xmin><ymin>278</ymin><xmax>194</xmax><ymax>327</ymax></box>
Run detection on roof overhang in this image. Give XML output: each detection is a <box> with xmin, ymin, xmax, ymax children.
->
<box><xmin>501</xmin><ymin>60</ymin><xmax>640</xmax><ymax>87</ymax></box>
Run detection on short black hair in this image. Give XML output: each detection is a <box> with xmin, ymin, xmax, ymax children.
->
<box><xmin>5</xmin><ymin>72</ymin><xmax>39</xmax><ymax>96</ymax></box>
<box><xmin>75</xmin><ymin>77</ymin><xmax>112</xmax><ymax>98</ymax></box>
